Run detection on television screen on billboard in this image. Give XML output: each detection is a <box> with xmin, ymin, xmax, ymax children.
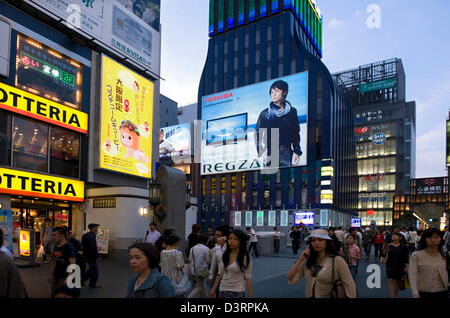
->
<box><xmin>201</xmin><ymin>72</ymin><xmax>308</xmax><ymax>175</ymax></box>
<box><xmin>159</xmin><ymin>123</ymin><xmax>191</xmax><ymax>163</ymax></box>
<box><xmin>351</xmin><ymin>218</ymin><xmax>362</xmax><ymax>228</ymax></box>
<box><xmin>294</xmin><ymin>212</ymin><xmax>314</xmax><ymax>225</ymax></box>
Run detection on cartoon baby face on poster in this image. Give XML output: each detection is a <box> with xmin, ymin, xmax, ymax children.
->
<box><xmin>100</xmin><ymin>55</ymin><xmax>154</xmax><ymax>178</ymax></box>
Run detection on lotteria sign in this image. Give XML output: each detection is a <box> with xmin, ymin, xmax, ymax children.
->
<box><xmin>0</xmin><ymin>168</ymin><xmax>84</xmax><ymax>202</ymax></box>
<box><xmin>0</xmin><ymin>82</ymin><xmax>88</xmax><ymax>134</ymax></box>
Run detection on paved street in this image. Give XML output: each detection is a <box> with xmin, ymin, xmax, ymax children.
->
<box><xmin>18</xmin><ymin>246</ymin><xmax>411</xmax><ymax>298</ymax></box>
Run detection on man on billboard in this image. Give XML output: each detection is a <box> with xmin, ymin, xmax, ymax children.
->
<box><xmin>159</xmin><ymin>129</ymin><xmax>175</xmax><ymax>165</ymax></box>
<box><xmin>255</xmin><ymin>80</ymin><xmax>303</xmax><ymax>168</ymax></box>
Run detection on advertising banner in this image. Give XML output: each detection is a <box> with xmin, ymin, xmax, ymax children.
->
<box><xmin>0</xmin><ymin>210</ymin><xmax>13</xmax><ymax>253</ymax></box>
<box><xmin>0</xmin><ymin>168</ymin><xmax>85</xmax><ymax>202</ymax></box>
<box><xmin>351</xmin><ymin>218</ymin><xmax>362</xmax><ymax>228</ymax></box>
<box><xmin>26</xmin><ymin>0</ymin><xmax>161</xmax><ymax>75</ymax></box>
<box><xmin>415</xmin><ymin>178</ymin><xmax>444</xmax><ymax>195</ymax></box>
<box><xmin>99</xmin><ymin>55</ymin><xmax>154</xmax><ymax>178</ymax></box>
<box><xmin>159</xmin><ymin>123</ymin><xmax>191</xmax><ymax>164</ymax></box>
<box><xmin>19</xmin><ymin>229</ymin><xmax>31</xmax><ymax>256</ymax></box>
<box><xmin>201</xmin><ymin>72</ymin><xmax>308</xmax><ymax>175</ymax></box>
<box><xmin>96</xmin><ymin>228</ymin><xmax>110</xmax><ymax>254</ymax></box>
<box><xmin>294</xmin><ymin>211</ymin><xmax>314</xmax><ymax>225</ymax></box>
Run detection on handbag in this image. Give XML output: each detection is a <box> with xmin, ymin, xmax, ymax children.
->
<box><xmin>330</xmin><ymin>257</ymin><xmax>347</xmax><ymax>298</ymax></box>
<box><xmin>192</xmin><ymin>248</ymin><xmax>209</xmax><ymax>279</ymax></box>
<box><xmin>403</xmin><ymin>274</ymin><xmax>410</xmax><ymax>289</ymax></box>
<box><xmin>173</xmin><ymin>270</ymin><xmax>192</xmax><ymax>296</ymax></box>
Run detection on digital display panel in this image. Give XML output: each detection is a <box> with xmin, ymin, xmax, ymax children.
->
<box><xmin>294</xmin><ymin>211</ymin><xmax>314</xmax><ymax>225</ymax></box>
<box><xmin>15</xmin><ymin>33</ymin><xmax>83</xmax><ymax>109</ymax></box>
<box><xmin>160</xmin><ymin>123</ymin><xmax>191</xmax><ymax>162</ymax></box>
<box><xmin>351</xmin><ymin>218</ymin><xmax>362</xmax><ymax>228</ymax></box>
<box><xmin>201</xmin><ymin>71</ymin><xmax>308</xmax><ymax>175</ymax></box>
<box><xmin>99</xmin><ymin>55</ymin><xmax>154</xmax><ymax>178</ymax></box>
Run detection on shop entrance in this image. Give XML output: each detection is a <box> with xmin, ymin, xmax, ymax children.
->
<box><xmin>11</xmin><ymin>197</ymin><xmax>72</xmax><ymax>246</ymax></box>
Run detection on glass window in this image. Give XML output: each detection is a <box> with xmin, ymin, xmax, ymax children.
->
<box><xmin>13</xmin><ymin>116</ymin><xmax>48</xmax><ymax>172</ymax></box>
<box><xmin>280</xmin><ymin>210</ymin><xmax>288</xmax><ymax>226</ymax></box>
<box><xmin>245</xmin><ymin>211</ymin><xmax>253</xmax><ymax>226</ymax></box>
<box><xmin>0</xmin><ymin>110</ymin><xmax>11</xmax><ymax>166</ymax></box>
<box><xmin>50</xmin><ymin>127</ymin><xmax>80</xmax><ymax>178</ymax></box>
<box><xmin>268</xmin><ymin>210</ymin><xmax>276</xmax><ymax>226</ymax></box>
<box><xmin>234</xmin><ymin>211</ymin><xmax>242</xmax><ymax>226</ymax></box>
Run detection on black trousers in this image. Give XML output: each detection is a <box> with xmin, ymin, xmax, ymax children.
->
<box><xmin>248</xmin><ymin>242</ymin><xmax>259</xmax><ymax>257</ymax></box>
<box><xmin>292</xmin><ymin>240</ymin><xmax>300</xmax><ymax>254</ymax></box>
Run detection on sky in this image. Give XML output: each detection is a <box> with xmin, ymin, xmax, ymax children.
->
<box><xmin>159</xmin><ymin>0</ymin><xmax>450</xmax><ymax>178</ymax></box>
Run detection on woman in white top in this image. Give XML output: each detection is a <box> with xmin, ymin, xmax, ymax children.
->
<box><xmin>160</xmin><ymin>235</ymin><xmax>184</xmax><ymax>287</ymax></box>
<box><xmin>187</xmin><ymin>234</ymin><xmax>210</xmax><ymax>298</ymax></box>
<box><xmin>408</xmin><ymin>228</ymin><xmax>449</xmax><ymax>299</ymax></box>
<box><xmin>209</xmin><ymin>229</ymin><xmax>253</xmax><ymax>298</ymax></box>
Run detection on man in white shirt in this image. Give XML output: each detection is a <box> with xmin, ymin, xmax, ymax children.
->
<box><xmin>188</xmin><ymin>234</ymin><xmax>210</xmax><ymax>298</ymax></box>
<box><xmin>207</xmin><ymin>226</ymin><xmax>229</xmax><ymax>296</ymax></box>
<box><xmin>142</xmin><ymin>223</ymin><xmax>161</xmax><ymax>245</ymax></box>
<box><xmin>334</xmin><ymin>227</ymin><xmax>345</xmax><ymax>244</ymax></box>
<box><xmin>246</xmin><ymin>227</ymin><xmax>259</xmax><ymax>258</ymax></box>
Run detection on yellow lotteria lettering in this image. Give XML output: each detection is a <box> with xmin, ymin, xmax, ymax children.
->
<box><xmin>0</xmin><ymin>82</ymin><xmax>88</xmax><ymax>134</ymax></box>
<box><xmin>0</xmin><ymin>168</ymin><xmax>84</xmax><ymax>202</ymax></box>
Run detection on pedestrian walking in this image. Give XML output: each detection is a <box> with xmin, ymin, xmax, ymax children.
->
<box><xmin>385</xmin><ymin>226</ymin><xmax>407</xmax><ymax>245</ymax></box>
<box><xmin>408</xmin><ymin>228</ymin><xmax>449</xmax><ymax>299</ymax></box>
<box><xmin>48</xmin><ymin>227</ymin><xmax>76</xmax><ymax>296</ymax></box>
<box><xmin>160</xmin><ymin>235</ymin><xmax>185</xmax><ymax>292</ymax></box>
<box><xmin>373</xmin><ymin>228</ymin><xmax>385</xmax><ymax>262</ymax></box>
<box><xmin>344</xmin><ymin>228</ymin><xmax>363</xmax><ymax>251</ymax></box>
<box><xmin>186</xmin><ymin>224</ymin><xmax>201</xmax><ymax>258</ymax></box>
<box><xmin>298</xmin><ymin>223</ymin><xmax>307</xmax><ymax>248</ymax></box>
<box><xmin>209</xmin><ymin>229</ymin><xmax>253</xmax><ymax>298</ymax></box>
<box><xmin>127</xmin><ymin>243</ymin><xmax>175</xmax><ymax>298</ymax></box>
<box><xmin>415</xmin><ymin>230</ymin><xmax>423</xmax><ymax>251</ymax></box>
<box><xmin>445</xmin><ymin>227</ymin><xmax>450</xmax><ymax>253</ymax></box>
<box><xmin>406</xmin><ymin>226</ymin><xmax>417</xmax><ymax>256</ymax></box>
<box><xmin>334</xmin><ymin>227</ymin><xmax>345</xmax><ymax>246</ymax></box>
<box><xmin>0</xmin><ymin>228</ymin><xmax>13</xmax><ymax>260</ymax></box>
<box><xmin>344</xmin><ymin>235</ymin><xmax>361</xmax><ymax>281</ymax></box>
<box><xmin>81</xmin><ymin>223</ymin><xmax>101</xmax><ymax>288</ymax></box>
<box><xmin>206</xmin><ymin>226</ymin><xmax>215</xmax><ymax>249</ymax></box>
<box><xmin>143</xmin><ymin>223</ymin><xmax>161</xmax><ymax>245</ymax></box>
<box><xmin>328</xmin><ymin>227</ymin><xmax>342</xmax><ymax>252</ymax></box>
<box><xmin>362</xmin><ymin>227</ymin><xmax>374</xmax><ymax>260</ymax></box>
<box><xmin>286</xmin><ymin>229</ymin><xmax>357</xmax><ymax>298</ymax></box>
<box><xmin>188</xmin><ymin>234</ymin><xmax>210</xmax><ymax>298</ymax></box>
<box><xmin>67</xmin><ymin>230</ymin><xmax>86</xmax><ymax>287</ymax></box>
<box><xmin>290</xmin><ymin>226</ymin><xmax>301</xmax><ymax>255</ymax></box>
<box><xmin>273</xmin><ymin>227</ymin><xmax>282</xmax><ymax>253</ymax></box>
<box><xmin>154</xmin><ymin>234</ymin><xmax>169</xmax><ymax>254</ymax></box>
<box><xmin>40</xmin><ymin>218</ymin><xmax>54</xmax><ymax>264</ymax></box>
<box><xmin>208</xmin><ymin>225</ymin><xmax>229</xmax><ymax>296</ymax></box>
<box><xmin>383</xmin><ymin>232</ymin><xmax>409</xmax><ymax>298</ymax></box>
<box><xmin>0</xmin><ymin>229</ymin><xmax>28</xmax><ymax>297</ymax></box>
<box><xmin>246</xmin><ymin>227</ymin><xmax>259</xmax><ymax>257</ymax></box>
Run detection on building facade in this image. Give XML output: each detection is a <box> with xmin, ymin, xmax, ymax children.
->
<box><xmin>333</xmin><ymin>58</ymin><xmax>416</xmax><ymax>227</ymax></box>
<box><xmin>0</xmin><ymin>0</ymin><xmax>161</xmax><ymax>253</ymax></box>
<box><xmin>160</xmin><ymin>94</ymin><xmax>179</xmax><ymax>128</ymax></box>
<box><xmin>196</xmin><ymin>0</ymin><xmax>357</xmax><ymax>232</ymax></box>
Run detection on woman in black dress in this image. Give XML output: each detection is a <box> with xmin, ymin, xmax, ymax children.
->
<box><xmin>384</xmin><ymin>232</ymin><xmax>409</xmax><ymax>298</ymax></box>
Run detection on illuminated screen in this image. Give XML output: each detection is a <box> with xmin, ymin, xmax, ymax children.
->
<box><xmin>260</xmin><ymin>0</ymin><xmax>267</xmax><ymax>17</ymax></box>
<box><xmin>294</xmin><ymin>212</ymin><xmax>314</xmax><ymax>225</ymax></box>
<box><xmin>99</xmin><ymin>55</ymin><xmax>154</xmax><ymax>178</ymax></box>
<box><xmin>15</xmin><ymin>33</ymin><xmax>83</xmax><ymax>109</ymax></box>
<box><xmin>201</xmin><ymin>71</ymin><xmax>308</xmax><ymax>175</ymax></box>
<box><xmin>160</xmin><ymin>123</ymin><xmax>191</xmax><ymax>161</ymax></box>
<box><xmin>228</xmin><ymin>0</ymin><xmax>235</xmax><ymax>28</ymax></box>
<box><xmin>351</xmin><ymin>218</ymin><xmax>362</xmax><ymax>228</ymax></box>
<box><xmin>218</xmin><ymin>0</ymin><xmax>224</xmax><ymax>32</ymax></box>
<box><xmin>206</xmin><ymin>113</ymin><xmax>247</xmax><ymax>145</ymax></box>
<box><xmin>238</xmin><ymin>0</ymin><xmax>245</xmax><ymax>25</ymax></box>
<box><xmin>249</xmin><ymin>0</ymin><xmax>256</xmax><ymax>21</ymax></box>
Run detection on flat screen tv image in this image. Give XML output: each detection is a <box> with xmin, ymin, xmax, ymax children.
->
<box><xmin>201</xmin><ymin>71</ymin><xmax>308</xmax><ymax>175</ymax></box>
<box><xmin>351</xmin><ymin>218</ymin><xmax>362</xmax><ymax>228</ymax></box>
<box><xmin>294</xmin><ymin>212</ymin><xmax>314</xmax><ymax>226</ymax></box>
<box><xmin>206</xmin><ymin>113</ymin><xmax>247</xmax><ymax>146</ymax></box>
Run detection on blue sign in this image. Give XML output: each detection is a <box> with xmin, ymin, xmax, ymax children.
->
<box><xmin>372</xmin><ymin>133</ymin><xmax>386</xmax><ymax>145</ymax></box>
<box><xmin>351</xmin><ymin>218</ymin><xmax>362</xmax><ymax>228</ymax></box>
<box><xmin>0</xmin><ymin>210</ymin><xmax>13</xmax><ymax>253</ymax></box>
<box><xmin>294</xmin><ymin>211</ymin><xmax>315</xmax><ymax>225</ymax></box>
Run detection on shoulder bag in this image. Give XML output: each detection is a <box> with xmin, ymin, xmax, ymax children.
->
<box><xmin>329</xmin><ymin>256</ymin><xmax>347</xmax><ymax>298</ymax></box>
<box><xmin>192</xmin><ymin>248</ymin><xmax>209</xmax><ymax>279</ymax></box>
<box><xmin>173</xmin><ymin>269</ymin><xmax>192</xmax><ymax>296</ymax></box>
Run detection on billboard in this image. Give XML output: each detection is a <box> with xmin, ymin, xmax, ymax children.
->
<box><xmin>159</xmin><ymin>123</ymin><xmax>191</xmax><ymax>164</ymax></box>
<box><xmin>201</xmin><ymin>72</ymin><xmax>308</xmax><ymax>175</ymax></box>
<box><xmin>26</xmin><ymin>0</ymin><xmax>161</xmax><ymax>75</ymax></box>
<box><xmin>99</xmin><ymin>55</ymin><xmax>154</xmax><ymax>178</ymax></box>
<box><xmin>447</xmin><ymin>120</ymin><xmax>450</xmax><ymax>166</ymax></box>
<box><xmin>351</xmin><ymin>218</ymin><xmax>362</xmax><ymax>228</ymax></box>
<box><xmin>294</xmin><ymin>211</ymin><xmax>314</xmax><ymax>225</ymax></box>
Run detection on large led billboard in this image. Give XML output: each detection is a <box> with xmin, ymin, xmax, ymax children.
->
<box><xmin>294</xmin><ymin>211</ymin><xmax>314</xmax><ymax>225</ymax></box>
<box><xmin>159</xmin><ymin>123</ymin><xmax>191</xmax><ymax>164</ymax></box>
<box><xmin>99</xmin><ymin>55</ymin><xmax>154</xmax><ymax>178</ymax></box>
<box><xmin>201</xmin><ymin>72</ymin><xmax>308</xmax><ymax>175</ymax></box>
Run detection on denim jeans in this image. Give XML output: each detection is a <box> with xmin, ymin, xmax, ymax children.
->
<box><xmin>273</xmin><ymin>239</ymin><xmax>280</xmax><ymax>253</ymax></box>
<box><xmin>374</xmin><ymin>244</ymin><xmax>383</xmax><ymax>259</ymax></box>
<box><xmin>248</xmin><ymin>242</ymin><xmax>259</xmax><ymax>257</ymax></box>
<box><xmin>84</xmin><ymin>260</ymin><xmax>99</xmax><ymax>287</ymax></box>
<box><xmin>349</xmin><ymin>265</ymin><xmax>357</xmax><ymax>281</ymax></box>
<box><xmin>42</xmin><ymin>240</ymin><xmax>54</xmax><ymax>261</ymax></box>
<box><xmin>220</xmin><ymin>291</ymin><xmax>246</xmax><ymax>298</ymax></box>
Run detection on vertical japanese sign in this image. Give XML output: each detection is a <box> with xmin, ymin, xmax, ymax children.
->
<box><xmin>0</xmin><ymin>210</ymin><xmax>13</xmax><ymax>253</ymax></box>
<box><xmin>99</xmin><ymin>55</ymin><xmax>154</xmax><ymax>178</ymax></box>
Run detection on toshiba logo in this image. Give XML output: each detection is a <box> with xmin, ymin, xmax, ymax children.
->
<box><xmin>204</xmin><ymin>92</ymin><xmax>233</xmax><ymax>104</ymax></box>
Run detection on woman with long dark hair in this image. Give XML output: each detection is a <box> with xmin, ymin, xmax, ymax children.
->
<box><xmin>209</xmin><ymin>230</ymin><xmax>253</xmax><ymax>298</ymax></box>
<box><xmin>408</xmin><ymin>228</ymin><xmax>449</xmax><ymax>298</ymax></box>
<box><xmin>286</xmin><ymin>229</ymin><xmax>357</xmax><ymax>298</ymax></box>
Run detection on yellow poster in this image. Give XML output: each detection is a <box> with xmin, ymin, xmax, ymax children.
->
<box><xmin>19</xmin><ymin>229</ymin><xmax>30</xmax><ymax>257</ymax></box>
<box><xmin>100</xmin><ymin>55</ymin><xmax>154</xmax><ymax>178</ymax></box>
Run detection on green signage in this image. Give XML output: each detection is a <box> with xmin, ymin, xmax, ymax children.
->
<box><xmin>360</xmin><ymin>78</ymin><xmax>396</xmax><ymax>93</ymax></box>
